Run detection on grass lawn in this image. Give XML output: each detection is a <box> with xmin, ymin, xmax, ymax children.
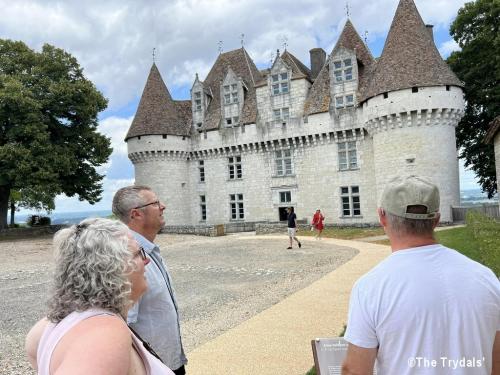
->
<box><xmin>300</xmin><ymin>226</ymin><xmax>385</xmax><ymax>240</ymax></box>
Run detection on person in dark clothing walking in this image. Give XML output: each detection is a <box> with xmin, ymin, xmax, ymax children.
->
<box><xmin>286</xmin><ymin>206</ymin><xmax>302</xmax><ymax>249</ymax></box>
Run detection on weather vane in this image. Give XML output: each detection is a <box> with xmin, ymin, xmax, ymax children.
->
<box><xmin>345</xmin><ymin>2</ymin><xmax>350</xmax><ymax>18</ymax></box>
<box><xmin>282</xmin><ymin>36</ymin><xmax>288</xmax><ymax>51</ymax></box>
<box><xmin>364</xmin><ymin>30</ymin><xmax>369</xmax><ymax>44</ymax></box>
<box><xmin>240</xmin><ymin>33</ymin><xmax>245</xmax><ymax>47</ymax></box>
<box><xmin>152</xmin><ymin>48</ymin><xmax>156</xmax><ymax>63</ymax></box>
<box><xmin>218</xmin><ymin>40</ymin><xmax>224</xmax><ymax>54</ymax></box>
<box><xmin>269</xmin><ymin>51</ymin><xmax>275</xmax><ymax>67</ymax></box>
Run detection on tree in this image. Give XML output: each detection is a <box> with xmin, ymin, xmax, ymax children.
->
<box><xmin>9</xmin><ymin>188</ymin><xmax>55</xmax><ymax>226</ymax></box>
<box><xmin>447</xmin><ymin>0</ymin><xmax>500</xmax><ymax>198</ymax></box>
<box><xmin>0</xmin><ymin>39</ymin><xmax>112</xmax><ymax>229</ymax></box>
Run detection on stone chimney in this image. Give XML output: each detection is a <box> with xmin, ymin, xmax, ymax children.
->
<box><xmin>309</xmin><ymin>48</ymin><xmax>326</xmax><ymax>80</ymax></box>
<box><xmin>425</xmin><ymin>24</ymin><xmax>434</xmax><ymax>40</ymax></box>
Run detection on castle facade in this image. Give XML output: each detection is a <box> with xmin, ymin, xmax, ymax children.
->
<box><xmin>126</xmin><ymin>0</ymin><xmax>465</xmax><ymax>226</ymax></box>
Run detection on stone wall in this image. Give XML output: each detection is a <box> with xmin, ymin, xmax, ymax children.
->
<box><xmin>0</xmin><ymin>225</ymin><xmax>68</xmax><ymax>240</ymax></box>
<box><xmin>255</xmin><ymin>222</ymin><xmax>380</xmax><ymax>235</ymax></box>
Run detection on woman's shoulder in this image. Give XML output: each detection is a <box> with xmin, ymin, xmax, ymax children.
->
<box><xmin>25</xmin><ymin>318</ymin><xmax>51</xmax><ymax>370</ymax></box>
<box><xmin>52</xmin><ymin>313</ymin><xmax>134</xmax><ymax>374</ymax></box>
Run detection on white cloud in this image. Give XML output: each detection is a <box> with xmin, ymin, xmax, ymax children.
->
<box><xmin>98</xmin><ymin>116</ymin><xmax>133</xmax><ymax>156</ymax></box>
<box><xmin>439</xmin><ymin>39</ymin><xmax>460</xmax><ymax>58</ymax></box>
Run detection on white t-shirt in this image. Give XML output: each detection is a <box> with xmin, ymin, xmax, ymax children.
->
<box><xmin>344</xmin><ymin>244</ymin><xmax>500</xmax><ymax>375</ymax></box>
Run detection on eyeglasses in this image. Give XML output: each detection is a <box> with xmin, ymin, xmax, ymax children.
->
<box><xmin>133</xmin><ymin>246</ymin><xmax>147</xmax><ymax>261</ymax></box>
<box><xmin>133</xmin><ymin>200</ymin><xmax>161</xmax><ymax>210</ymax></box>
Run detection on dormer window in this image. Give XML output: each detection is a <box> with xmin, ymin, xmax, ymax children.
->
<box><xmin>271</xmin><ymin>72</ymin><xmax>289</xmax><ymax>95</ymax></box>
<box><xmin>194</xmin><ymin>92</ymin><xmax>202</xmax><ymax>111</ymax></box>
<box><xmin>273</xmin><ymin>107</ymin><xmax>290</xmax><ymax>122</ymax></box>
<box><xmin>223</xmin><ymin>84</ymin><xmax>239</xmax><ymax>105</ymax></box>
<box><xmin>225</xmin><ymin>116</ymin><xmax>239</xmax><ymax>126</ymax></box>
<box><xmin>334</xmin><ymin>59</ymin><xmax>354</xmax><ymax>82</ymax></box>
<box><xmin>336</xmin><ymin>94</ymin><xmax>355</xmax><ymax>108</ymax></box>
<box><xmin>346</xmin><ymin>94</ymin><xmax>354</xmax><ymax>106</ymax></box>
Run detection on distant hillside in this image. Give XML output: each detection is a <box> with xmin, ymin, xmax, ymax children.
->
<box><xmin>460</xmin><ymin>189</ymin><xmax>498</xmax><ymax>206</ymax></box>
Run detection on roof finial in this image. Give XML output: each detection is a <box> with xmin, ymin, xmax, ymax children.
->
<box><xmin>218</xmin><ymin>40</ymin><xmax>223</xmax><ymax>54</ymax></box>
<box><xmin>269</xmin><ymin>51</ymin><xmax>275</xmax><ymax>67</ymax></box>
<box><xmin>152</xmin><ymin>47</ymin><xmax>156</xmax><ymax>63</ymax></box>
<box><xmin>345</xmin><ymin>2</ymin><xmax>350</xmax><ymax>18</ymax></box>
<box><xmin>277</xmin><ymin>48</ymin><xmax>280</xmax><ymax>57</ymax></box>
<box><xmin>282</xmin><ymin>36</ymin><xmax>288</xmax><ymax>51</ymax></box>
<box><xmin>364</xmin><ymin>30</ymin><xmax>369</xmax><ymax>45</ymax></box>
<box><xmin>240</xmin><ymin>33</ymin><xmax>245</xmax><ymax>48</ymax></box>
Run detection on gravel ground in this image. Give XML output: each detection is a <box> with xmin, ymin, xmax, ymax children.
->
<box><xmin>0</xmin><ymin>232</ymin><xmax>357</xmax><ymax>374</ymax></box>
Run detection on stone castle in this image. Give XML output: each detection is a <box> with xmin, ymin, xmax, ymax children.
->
<box><xmin>125</xmin><ymin>0</ymin><xmax>465</xmax><ymax>226</ymax></box>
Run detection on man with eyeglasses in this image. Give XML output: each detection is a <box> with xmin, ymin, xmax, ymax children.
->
<box><xmin>112</xmin><ymin>185</ymin><xmax>187</xmax><ymax>375</ymax></box>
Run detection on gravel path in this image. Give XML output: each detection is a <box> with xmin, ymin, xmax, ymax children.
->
<box><xmin>0</xmin><ymin>232</ymin><xmax>357</xmax><ymax>374</ymax></box>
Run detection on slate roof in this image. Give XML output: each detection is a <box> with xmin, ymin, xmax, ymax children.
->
<box><xmin>360</xmin><ymin>0</ymin><xmax>463</xmax><ymax>102</ymax></box>
<box><xmin>126</xmin><ymin>64</ymin><xmax>191</xmax><ymax>140</ymax></box>
<box><xmin>203</xmin><ymin>48</ymin><xmax>263</xmax><ymax>130</ymax></box>
<box><xmin>255</xmin><ymin>50</ymin><xmax>312</xmax><ymax>87</ymax></box>
<box><xmin>485</xmin><ymin>116</ymin><xmax>500</xmax><ymax>144</ymax></box>
<box><xmin>304</xmin><ymin>19</ymin><xmax>375</xmax><ymax>116</ymax></box>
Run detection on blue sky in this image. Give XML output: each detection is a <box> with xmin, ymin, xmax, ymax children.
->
<box><xmin>0</xmin><ymin>0</ymin><xmax>483</xmax><ymax>213</ymax></box>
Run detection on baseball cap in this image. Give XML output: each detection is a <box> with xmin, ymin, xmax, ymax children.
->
<box><xmin>380</xmin><ymin>175</ymin><xmax>440</xmax><ymax>219</ymax></box>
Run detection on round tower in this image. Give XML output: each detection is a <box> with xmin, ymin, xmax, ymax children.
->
<box><xmin>362</xmin><ymin>0</ymin><xmax>465</xmax><ymax>223</ymax></box>
<box><xmin>126</xmin><ymin>63</ymin><xmax>192</xmax><ymax>225</ymax></box>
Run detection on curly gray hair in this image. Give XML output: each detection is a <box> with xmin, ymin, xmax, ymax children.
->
<box><xmin>47</xmin><ymin>218</ymin><xmax>134</xmax><ymax>323</ymax></box>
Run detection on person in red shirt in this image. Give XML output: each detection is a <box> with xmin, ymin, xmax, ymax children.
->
<box><xmin>311</xmin><ymin>209</ymin><xmax>325</xmax><ymax>240</ymax></box>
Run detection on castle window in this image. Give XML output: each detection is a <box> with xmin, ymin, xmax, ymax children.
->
<box><xmin>446</xmin><ymin>85</ymin><xmax>450</xmax><ymax>91</ymax></box>
<box><xmin>338</xmin><ymin>141</ymin><xmax>357</xmax><ymax>170</ymax></box>
<box><xmin>198</xmin><ymin>160</ymin><xmax>205</xmax><ymax>183</ymax></box>
<box><xmin>271</xmin><ymin>72</ymin><xmax>289</xmax><ymax>95</ymax></box>
<box><xmin>230</xmin><ymin>194</ymin><xmax>244</xmax><ymax>220</ymax></box>
<box><xmin>200</xmin><ymin>195</ymin><xmax>206</xmax><ymax>221</ymax></box>
<box><xmin>345</xmin><ymin>68</ymin><xmax>353</xmax><ymax>81</ymax></box>
<box><xmin>412</xmin><ymin>87</ymin><xmax>418</xmax><ymax>93</ymax></box>
<box><xmin>275</xmin><ymin>149</ymin><xmax>293</xmax><ymax>176</ymax></box>
<box><xmin>196</xmin><ymin>122</ymin><xmax>203</xmax><ymax>130</ymax></box>
<box><xmin>162</xmin><ymin>134</ymin><xmax>167</xmax><ymax>139</ymax></box>
<box><xmin>273</xmin><ymin>107</ymin><xmax>290</xmax><ymax>122</ymax></box>
<box><xmin>341</xmin><ymin>186</ymin><xmax>361</xmax><ymax>217</ymax></box>
<box><xmin>194</xmin><ymin>92</ymin><xmax>202</xmax><ymax>111</ymax></box>
<box><xmin>383</xmin><ymin>92</ymin><xmax>389</xmax><ymax>99</ymax></box>
<box><xmin>228</xmin><ymin>156</ymin><xmax>242</xmax><ymax>179</ymax></box>
<box><xmin>280</xmin><ymin>191</ymin><xmax>291</xmax><ymax>203</ymax></box>
<box><xmin>336</xmin><ymin>97</ymin><xmax>344</xmax><ymax>108</ymax></box>
<box><xmin>225</xmin><ymin>117</ymin><xmax>239</xmax><ymax>126</ymax></box>
<box><xmin>334</xmin><ymin>59</ymin><xmax>354</xmax><ymax>82</ymax></box>
<box><xmin>346</xmin><ymin>95</ymin><xmax>354</xmax><ymax>106</ymax></box>
<box><xmin>224</xmin><ymin>84</ymin><xmax>239</xmax><ymax>104</ymax></box>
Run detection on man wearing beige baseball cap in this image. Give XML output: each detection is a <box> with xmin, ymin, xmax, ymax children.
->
<box><xmin>342</xmin><ymin>176</ymin><xmax>500</xmax><ymax>375</ymax></box>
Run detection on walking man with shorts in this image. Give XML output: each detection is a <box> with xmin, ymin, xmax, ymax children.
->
<box><xmin>286</xmin><ymin>206</ymin><xmax>302</xmax><ymax>249</ymax></box>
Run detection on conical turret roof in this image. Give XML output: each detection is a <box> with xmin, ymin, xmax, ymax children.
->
<box><xmin>126</xmin><ymin>63</ymin><xmax>191</xmax><ymax>140</ymax></box>
<box><xmin>361</xmin><ymin>0</ymin><xmax>462</xmax><ymax>102</ymax></box>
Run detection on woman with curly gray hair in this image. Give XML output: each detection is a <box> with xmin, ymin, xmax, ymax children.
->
<box><xmin>25</xmin><ymin>218</ymin><xmax>175</xmax><ymax>375</ymax></box>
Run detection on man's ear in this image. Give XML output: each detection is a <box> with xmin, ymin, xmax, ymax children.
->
<box><xmin>377</xmin><ymin>208</ymin><xmax>387</xmax><ymax>227</ymax></box>
<box><xmin>432</xmin><ymin>213</ymin><xmax>440</xmax><ymax>230</ymax></box>
<box><xmin>129</xmin><ymin>208</ymin><xmax>141</xmax><ymax>221</ymax></box>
